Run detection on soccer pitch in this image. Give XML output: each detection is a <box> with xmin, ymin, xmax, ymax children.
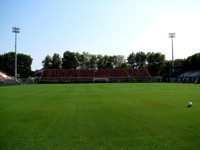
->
<box><xmin>0</xmin><ymin>83</ymin><xmax>200</xmax><ymax>150</ymax></box>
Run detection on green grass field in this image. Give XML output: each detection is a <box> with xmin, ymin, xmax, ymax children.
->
<box><xmin>0</xmin><ymin>83</ymin><xmax>200</xmax><ymax>150</ymax></box>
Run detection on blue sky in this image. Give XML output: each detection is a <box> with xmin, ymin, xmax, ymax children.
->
<box><xmin>1</xmin><ymin>0</ymin><xmax>200</xmax><ymax>70</ymax></box>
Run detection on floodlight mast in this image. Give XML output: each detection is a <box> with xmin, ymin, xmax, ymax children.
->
<box><xmin>12</xmin><ymin>27</ymin><xmax>20</xmax><ymax>80</ymax></box>
<box><xmin>169</xmin><ymin>33</ymin><xmax>175</xmax><ymax>72</ymax></box>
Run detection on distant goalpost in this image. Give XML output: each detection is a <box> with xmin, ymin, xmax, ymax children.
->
<box><xmin>93</xmin><ymin>78</ymin><xmax>109</xmax><ymax>83</ymax></box>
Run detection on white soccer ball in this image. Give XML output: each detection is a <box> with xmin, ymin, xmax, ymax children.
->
<box><xmin>188</xmin><ymin>102</ymin><xmax>192</xmax><ymax>107</ymax></box>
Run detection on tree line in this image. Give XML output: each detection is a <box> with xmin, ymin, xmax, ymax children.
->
<box><xmin>0</xmin><ymin>52</ymin><xmax>32</xmax><ymax>78</ymax></box>
<box><xmin>42</xmin><ymin>50</ymin><xmax>200</xmax><ymax>77</ymax></box>
<box><xmin>0</xmin><ymin>51</ymin><xmax>200</xmax><ymax>78</ymax></box>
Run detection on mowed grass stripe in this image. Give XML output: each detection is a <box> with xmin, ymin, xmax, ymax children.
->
<box><xmin>0</xmin><ymin>83</ymin><xmax>200</xmax><ymax>150</ymax></box>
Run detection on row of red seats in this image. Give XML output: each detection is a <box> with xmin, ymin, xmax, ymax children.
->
<box><xmin>128</xmin><ymin>69</ymin><xmax>151</xmax><ymax>79</ymax></box>
<box><xmin>40</xmin><ymin>69</ymin><xmax>151</xmax><ymax>80</ymax></box>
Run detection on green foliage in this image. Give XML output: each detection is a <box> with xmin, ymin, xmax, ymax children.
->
<box><xmin>186</xmin><ymin>53</ymin><xmax>200</xmax><ymax>70</ymax></box>
<box><xmin>127</xmin><ymin>52</ymin><xmax>147</xmax><ymax>69</ymax></box>
<box><xmin>113</xmin><ymin>55</ymin><xmax>127</xmax><ymax>69</ymax></box>
<box><xmin>62</xmin><ymin>51</ymin><xmax>79</xmax><ymax>69</ymax></box>
<box><xmin>42</xmin><ymin>55</ymin><xmax>52</xmax><ymax>69</ymax></box>
<box><xmin>0</xmin><ymin>83</ymin><xmax>200</xmax><ymax>149</ymax></box>
<box><xmin>127</xmin><ymin>52</ymin><xmax>136</xmax><ymax>68</ymax></box>
<box><xmin>51</xmin><ymin>53</ymin><xmax>62</xmax><ymax>69</ymax></box>
<box><xmin>79</xmin><ymin>52</ymin><xmax>97</xmax><ymax>69</ymax></box>
<box><xmin>0</xmin><ymin>52</ymin><xmax>15</xmax><ymax>74</ymax></box>
<box><xmin>89</xmin><ymin>54</ymin><xmax>98</xmax><ymax>69</ymax></box>
<box><xmin>147</xmin><ymin>52</ymin><xmax>166</xmax><ymax>76</ymax></box>
<box><xmin>42</xmin><ymin>54</ymin><xmax>62</xmax><ymax>69</ymax></box>
<box><xmin>127</xmin><ymin>52</ymin><xmax>166</xmax><ymax>75</ymax></box>
<box><xmin>136</xmin><ymin>51</ymin><xmax>147</xmax><ymax>68</ymax></box>
<box><xmin>17</xmin><ymin>53</ymin><xmax>33</xmax><ymax>77</ymax></box>
<box><xmin>162</xmin><ymin>52</ymin><xmax>200</xmax><ymax>78</ymax></box>
<box><xmin>0</xmin><ymin>52</ymin><xmax>32</xmax><ymax>77</ymax></box>
<box><xmin>41</xmin><ymin>50</ymin><xmax>200</xmax><ymax>77</ymax></box>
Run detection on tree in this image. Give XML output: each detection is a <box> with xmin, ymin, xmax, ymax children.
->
<box><xmin>0</xmin><ymin>52</ymin><xmax>32</xmax><ymax>78</ymax></box>
<box><xmin>174</xmin><ymin>59</ymin><xmax>184</xmax><ymax>73</ymax></box>
<box><xmin>89</xmin><ymin>54</ymin><xmax>97</xmax><ymax>69</ymax></box>
<box><xmin>0</xmin><ymin>54</ymin><xmax>5</xmax><ymax>70</ymax></box>
<box><xmin>181</xmin><ymin>52</ymin><xmax>200</xmax><ymax>71</ymax></box>
<box><xmin>127</xmin><ymin>52</ymin><xmax>147</xmax><ymax>69</ymax></box>
<box><xmin>17</xmin><ymin>53</ymin><xmax>32</xmax><ymax>77</ymax></box>
<box><xmin>127</xmin><ymin>52</ymin><xmax>136</xmax><ymax>68</ymax></box>
<box><xmin>147</xmin><ymin>52</ymin><xmax>165</xmax><ymax>76</ymax></box>
<box><xmin>0</xmin><ymin>52</ymin><xmax>14</xmax><ymax>74</ymax></box>
<box><xmin>42</xmin><ymin>55</ymin><xmax>52</xmax><ymax>69</ymax></box>
<box><xmin>51</xmin><ymin>53</ymin><xmax>62</xmax><ymax>69</ymax></box>
<box><xmin>113</xmin><ymin>55</ymin><xmax>127</xmax><ymax>69</ymax></box>
<box><xmin>62</xmin><ymin>51</ymin><xmax>79</xmax><ymax>69</ymax></box>
<box><xmin>76</xmin><ymin>52</ymin><xmax>97</xmax><ymax>69</ymax></box>
<box><xmin>162</xmin><ymin>60</ymin><xmax>170</xmax><ymax>76</ymax></box>
<box><xmin>81</xmin><ymin>52</ymin><xmax>91</xmax><ymax>69</ymax></box>
<box><xmin>105</xmin><ymin>55</ymin><xmax>114</xmax><ymax>69</ymax></box>
<box><xmin>135</xmin><ymin>52</ymin><xmax>147</xmax><ymax>68</ymax></box>
<box><xmin>76</xmin><ymin>53</ymin><xmax>85</xmax><ymax>69</ymax></box>
<box><xmin>96</xmin><ymin>55</ymin><xmax>112</xmax><ymax>69</ymax></box>
<box><xmin>190</xmin><ymin>53</ymin><xmax>200</xmax><ymax>70</ymax></box>
<box><xmin>97</xmin><ymin>54</ymin><xmax>104</xmax><ymax>69</ymax></box>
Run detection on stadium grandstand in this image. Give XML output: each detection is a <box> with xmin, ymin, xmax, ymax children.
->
<box><xmin>39</xmin><ymin>69</ymin><xmax>151</xmax><ymax>83</ymax></box>
<box><xmin>177</xmin><ymin>70</ymin><xmax>200</xmax><ymax>83</ymax></box>
<box><xmin>0</xmin><ymin>70</ymin><xmax>17</xmax><ymax>85</ymax></box>
<box><xmin>0</xmin><ymin>70</ymin><xmax>13</xmax><ymax>80</ymax></box>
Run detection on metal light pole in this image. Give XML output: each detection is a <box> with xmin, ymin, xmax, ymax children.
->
<box><xmin>169</xmin><ymin>33</ymin><xmax>175</xmax><ymax>81</ymax></box>
<box><xmin>12</xmin><ymin>27</ymin><xmax>20</xmax><ymax>80</ymax></box>
<box><xmin>169</xmin><ymin>33</ymin><xmax>175</xmax><ymax>71</ymax></box>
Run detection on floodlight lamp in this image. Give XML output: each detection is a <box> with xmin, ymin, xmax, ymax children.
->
<box><xmin>169</xmin><ymin>33</ymin><xmax>175</xmax><ymax>38</ymax></box>
<box><xmin>12</xmin><ymin>27</ymin><xmax>20</xmax><ymax>33</ymax></box>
